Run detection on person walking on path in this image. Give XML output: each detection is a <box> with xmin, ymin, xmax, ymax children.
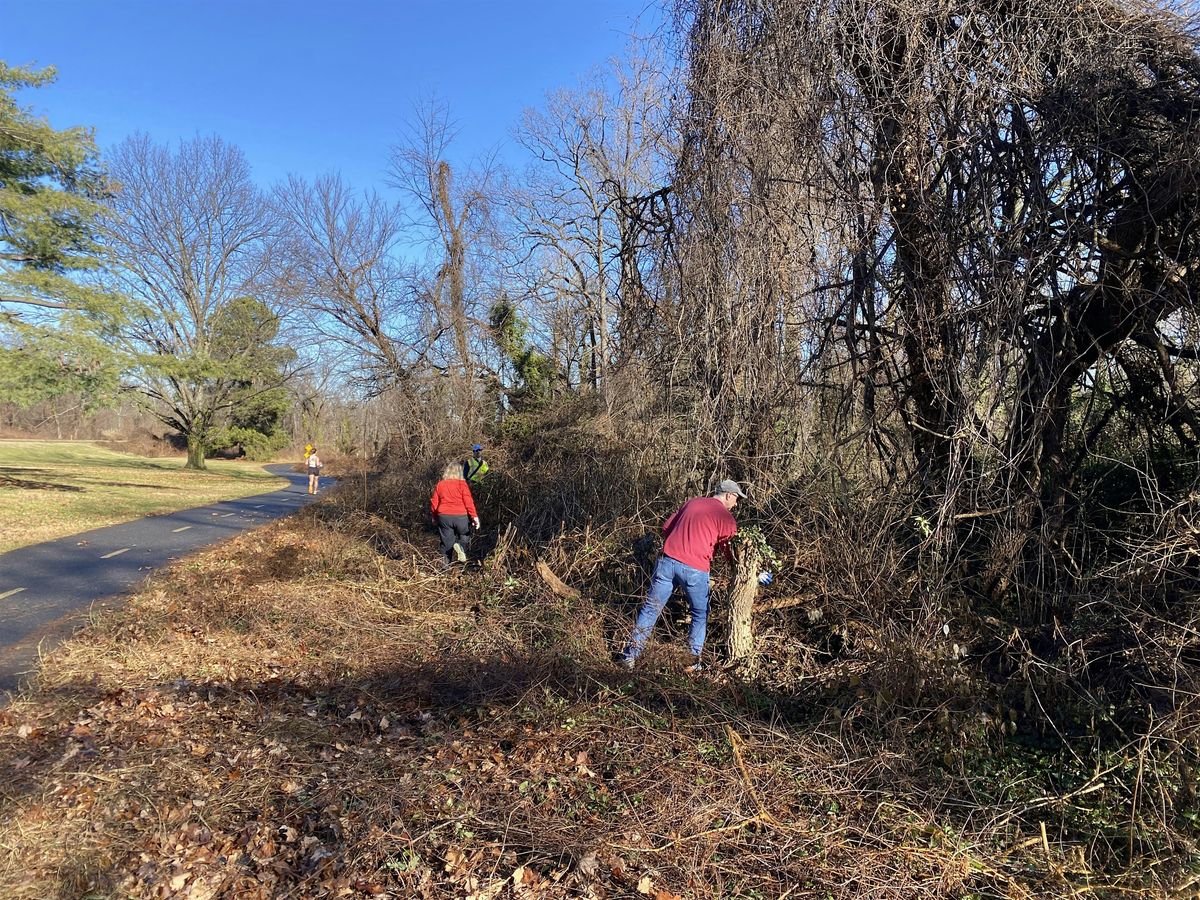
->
<box><xmin>306</xmin><ymin>448</ymin><xmax>322</xmax><ymax>494</ymax></box>
<box><xmin>463</xmin><ymin>443</ymin><xmax>489</xmax><ymax>484</ymax></box>
<box><xmin>431</xmin><ymin>460</ymin><xmax>480</xmax><ymax>566</ymax></box>
<box><xmin>620</xmin><ymin>479</ymin><xmax>746</xmax><ymax>671</ymax></box>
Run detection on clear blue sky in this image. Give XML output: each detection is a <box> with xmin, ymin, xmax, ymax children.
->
<box><xmin>5</xmin><ymin>0</ymin><xmax>668</xmax><ymax>190</ymax></box>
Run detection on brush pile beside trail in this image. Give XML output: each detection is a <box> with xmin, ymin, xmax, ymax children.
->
<box><xmin>0</xmin><ymin>465</ymin><xmax>1195</xmax><ymax>898</ymax></box>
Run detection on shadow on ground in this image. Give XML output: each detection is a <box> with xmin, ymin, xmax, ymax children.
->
<box><xmin>0</xmin><ymin>474</ymin><xmax>86</xmax><ymax>492</ymax></box>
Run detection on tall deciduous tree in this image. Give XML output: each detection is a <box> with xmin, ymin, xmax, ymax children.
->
<box><xmin>389</xmin><ymin>99</ymin><xmax>498</xmax><ymax>431</ymax></box>
<box><xmin>511</xmin><ymin>47</ymin><xmax>673</xmax><ymax>400</ymax></box>
<box><xmin>103</xmin><ymin>134</ymin><xmax>291</xmax><ymax>469</ymax></box>
<box><xmin>0</xmin><ymin>61</ymin><xmax>121</xmax><ymax>404</ymax></box>
<box><xmin>274</xmin><ymin>174</ymin><xmax>415</xmax><ymax>392</ymax></box>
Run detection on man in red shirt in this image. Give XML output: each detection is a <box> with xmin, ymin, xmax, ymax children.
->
<box><xmin>620</xmin><ymin>479</ymin><xmax>746</xmax><ymax>670</ymax></box>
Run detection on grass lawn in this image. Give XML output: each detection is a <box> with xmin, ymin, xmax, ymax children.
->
<box><xmin>0</xmin><ymin>441</ymin><xmax>287</xmax><ymax>552</ymax></box>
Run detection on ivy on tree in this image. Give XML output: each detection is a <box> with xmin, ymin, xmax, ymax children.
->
<box><xmin>489</xmin><ymin>295</ymin><xmax>555</xmax><ymax>411</ymax></box>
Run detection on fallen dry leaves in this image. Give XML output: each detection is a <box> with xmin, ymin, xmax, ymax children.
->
<box><xmin>0</xmin><ymin>502</ymin><xmax>1164</xmax><ymax>898</ymax></box>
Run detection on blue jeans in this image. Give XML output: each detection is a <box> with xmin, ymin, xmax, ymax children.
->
<box><xmin>623</xmin><ymin>555</ymin><xmax>710</xmax><ymax>661</ymax></box>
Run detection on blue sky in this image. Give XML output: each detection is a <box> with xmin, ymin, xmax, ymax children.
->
<box><xmin>5</xmin><ymin>0</ymin><xmax>668</xmax><ymax>190</ymax></box>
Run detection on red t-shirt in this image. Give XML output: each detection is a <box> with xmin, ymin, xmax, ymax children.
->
<box><xmin>661</xmin><ymin>496</ymin><xmax>737</xmax><ymax>572</ymax></box>
<box><xmin>430</xmin><ymin>479</ymin><xmax>478</xmax><ymax>518</ymax></box>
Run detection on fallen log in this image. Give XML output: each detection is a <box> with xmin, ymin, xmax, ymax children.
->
<box><xmin>535</xmin><ymin>560</ymin><xmax>581</xmax><ymax>600</ymax></box>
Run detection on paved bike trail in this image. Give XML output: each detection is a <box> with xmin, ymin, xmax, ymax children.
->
<box><xmin>0</xmin><ymin>464</ymin><xmax>329</xmax><ymax>696</ymax></box>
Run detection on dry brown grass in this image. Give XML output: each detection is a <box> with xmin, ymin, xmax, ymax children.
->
<box><xmin>0</xmin><ymin>483</ymin><xmax>1192</xmax><ymax>898</ymax></box>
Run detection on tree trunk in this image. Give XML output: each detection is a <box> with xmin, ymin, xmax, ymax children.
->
<box><xmin>185</xmin><ymin>432</ymin><xmax>207</xmax><ymax>470</ymax></box>
<box><xmin>594</xmin><ymin>222</ymin><xmax>608</xmax><ymax>397</ymax></box>
<box><xmin>435</xmin><ymin>161</ymin><xmax>472</xmax><ymax>378</ymax></box>
<box><xmin>727</xmin><ymin>544</ymin><xmax>761</xmax><ymax>666</ymax></box>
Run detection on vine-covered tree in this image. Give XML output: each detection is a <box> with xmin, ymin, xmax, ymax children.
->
<box><xmin>668</xmin><ymin>0</ymin><xmax>1200</xmax><ymax>615</ymax></box>
<box><xmin>488</xmin><ymin>295</ymin><xmax>554</xmax><ymax>411</ymax></box>
<box><xmin>389</xmin><ymin>99</ymin><xmax>498</xmax><ymax>434</ymax></box>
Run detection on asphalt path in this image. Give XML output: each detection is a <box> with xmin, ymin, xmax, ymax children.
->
<box><xmin>0</xmin><ymin>463</ymin><xmax>330</xmax><ymax>696</ymax></box>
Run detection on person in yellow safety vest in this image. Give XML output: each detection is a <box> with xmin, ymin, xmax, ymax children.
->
<box><xmin>463</xmin><ymin>444</ymin><xmax>489</xmax><ymax>483</ymax></box>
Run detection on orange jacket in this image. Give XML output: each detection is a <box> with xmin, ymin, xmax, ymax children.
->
<box><xmin>430</xmin><ymin>478</ymin><xmax>478</xmax><ymax>518</ymax></box>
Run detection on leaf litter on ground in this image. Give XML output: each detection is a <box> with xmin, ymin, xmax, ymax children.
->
<box><xmin>0</xmin><ymin>498</ymin><xmax>1171</xmax><ymax>898</ymax></box>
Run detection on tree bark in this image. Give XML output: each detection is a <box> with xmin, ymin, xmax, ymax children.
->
<box><xmin>435</xmin><ymin>161</ymin><xmax>472</xmax><ymax>378</ymax></box>
<box><xmin>185</xmin><ymin>431</ymin><xmax>207</xmax><ymax>470</ymax></box>
<box><xmin>727</xmin><ymin>544</ymin><xmax>761</xmax><ymax>666</ymax></box>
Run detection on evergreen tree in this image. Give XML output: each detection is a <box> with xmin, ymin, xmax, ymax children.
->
<box><xmin>489</xmin><ymin>296</ymin><xmax>554</xmax><ymax>411</ymax></box>
<box><xmin>0</xmin><ymin>61</ymin><xmax>122</xmax><ymax>405</ymax></box>
<box><xmin>207</xmin><ymin>296</ymin><xmax>296</xmax><ymax>460</ymax></box>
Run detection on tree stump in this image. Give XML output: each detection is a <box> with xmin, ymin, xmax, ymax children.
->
<box><xmin>727</xmin><ymin>543</ymin><xmax>761</xmax><ymax>666</ymax></box>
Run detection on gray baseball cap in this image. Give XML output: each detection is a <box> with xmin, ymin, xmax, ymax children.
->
<box><xmin>714</xmin><ymin>479</ymin><xmax>747</xmax><ymax>498</ymax></box>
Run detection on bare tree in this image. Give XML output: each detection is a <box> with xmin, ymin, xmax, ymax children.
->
<box><xmin>388</xmin><ymin>98</ymin><xmax>499</xmax><ymax>433</ymax></box>
<box><xmin>103</xmin><ymin>134</ymin><xmax>289</xmax><ymax>469</ymax></box>
<box><xmin>274</xmin><ymin>174</ymin><xmax>417</xmax><ymax>393</ymax></box>
<box><xmin>510</xmin><ymin>45</ymin><xmax>674</xmax><ymax>400</ymax></box>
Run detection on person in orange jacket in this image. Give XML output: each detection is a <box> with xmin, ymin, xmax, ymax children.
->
<box><xmin>430</xmin><ymin>460</ymin><xmax>480</xmax><ymax>565</ymax></box>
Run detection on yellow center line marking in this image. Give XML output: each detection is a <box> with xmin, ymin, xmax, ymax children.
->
<box><xmin>0</xmin><ymin>587</ymin><xmax>26</xmax><ymax>600</ymax></box>
<box><xmin>100</xmin><ymin>547</ymin><xmax>131</xmax><ymax>559</ymax></box>
<box><xmin>219</xmin><ymin>512</ymin><xmax>235</xmax><ymax>517</ymax></box>
<box><xmin>172</xmin><ymin>525</ymin><xmax>192</xmax><ymax>532</ymax></box>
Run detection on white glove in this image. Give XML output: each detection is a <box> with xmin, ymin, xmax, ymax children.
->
<box><xmin>757</xmin><ymin>571</ymin><xmax>774</xmax><ymax>586</ymax></box>
<box><xmin>471</xmin><ymin>517</ymin><xmax>481</xmax><ymax>530</ymax></box>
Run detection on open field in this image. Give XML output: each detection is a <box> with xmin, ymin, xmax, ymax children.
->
<box><xmin>0</xmin><ymin>441</ymin><xmax>286</xmax><ymax>553</ymax></box>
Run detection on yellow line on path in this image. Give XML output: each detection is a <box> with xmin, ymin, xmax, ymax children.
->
<box><xmin>172</xmin><ymin>526</ymin><xmax>192</xmax><ymax>532</ymax></box>
<box><xmin>219</xmin><ymin>512</ymin><xmax>235</xmax><ymax>518</ymax></box>
<box><xmin>100</xmin><ymin>547</ymin><xmax>130</xmax><ymax>559</ymax></box>
<box><xmin>0</xmin><ymin>587</ymin><xmax>26</xmax><ymax>600</ymax></box>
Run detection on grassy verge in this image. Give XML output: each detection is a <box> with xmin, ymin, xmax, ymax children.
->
<box><xmin>0</xmin><ymin>481</ymin><xmax>1189</xmax><ymax>898</ymax></box>
<box><xmin>0</xmin><ymin>441</ymin><xmax>287</xmax><ymax>552</ymax></box>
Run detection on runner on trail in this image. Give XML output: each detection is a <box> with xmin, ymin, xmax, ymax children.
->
<box><xmin>306</xmin><ymin>448</ymin><xmax>322</xmax><ymax>494</ymax></box>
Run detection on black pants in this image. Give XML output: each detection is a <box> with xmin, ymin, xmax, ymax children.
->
<box><xmin>436</xmin><ymin>514</ymin><xmax>471</xmax><ymax>559</ymax></box>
